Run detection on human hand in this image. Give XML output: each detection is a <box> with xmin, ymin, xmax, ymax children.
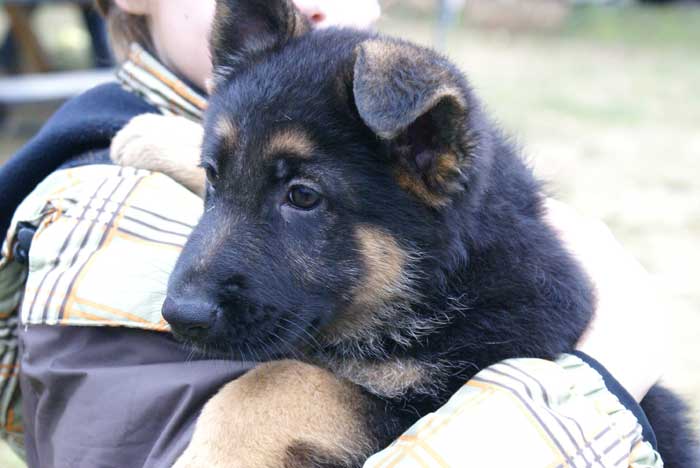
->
<box><xmin>545</xmin><ymin>199</ymin><xmax>667</xmax><ymax>402</ymax></box>
<box><xmin>111</xmin><ymin>114</ymin><xmax>206</xmax><ymax>197</ymax></box>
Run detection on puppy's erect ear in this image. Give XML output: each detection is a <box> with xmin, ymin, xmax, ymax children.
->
<box><xmin>211</xmin><ymin>0</ymin><xmax>311</xmax><ymax>85</ymax></box>
<box><xmin>353</xmin><ymin>39</ymin><xmax>476</xmax><ymax>207</ymax></box>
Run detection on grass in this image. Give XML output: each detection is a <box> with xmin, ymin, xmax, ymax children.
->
<box><xmin>1</xmin><ymin>3</ymin><xmax>699</xmax><ymax>465</ymax></box>
<box><xmin>564</xmin><ymin>4</ymin><xmax>700</xmax><ymax>48</ymax></box>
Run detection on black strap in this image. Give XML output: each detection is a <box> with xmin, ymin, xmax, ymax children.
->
<box><xmin>573</xmin><ymin>351</ymin><xmax>658</xmax><ymax>450</ymax></box>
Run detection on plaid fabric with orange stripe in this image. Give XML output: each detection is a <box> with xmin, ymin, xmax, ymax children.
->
<box><xmin>10</xmin><ymin>165</ymin><xmax>202</xmax><ymax>330</ymax></box>
<box><xmin>117</xmin><ymin>43</ymin><xmax>207</xmax><ymax>121</ymax></box>
<box><xmin>364</xmin><ymin>354</ymin><xmax>662</xmax><ymax>468</ymax></box>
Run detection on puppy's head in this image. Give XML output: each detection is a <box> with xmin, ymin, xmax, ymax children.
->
<box><xmin>163</xmin><ymin>0</ymin><xmax>489</xmax><ymax>358</ymax></box>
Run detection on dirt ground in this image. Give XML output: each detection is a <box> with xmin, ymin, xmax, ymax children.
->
<box><xmin>1</xmin><ymin>4</ymin><xmax>698</xmax><ymax>466</ymax></box>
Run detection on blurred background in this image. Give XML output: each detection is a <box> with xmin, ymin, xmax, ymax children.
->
<box><xmin>0</xmin><ymin>0</ymin><xmax>698</xmax><ymax>466</ymax></box>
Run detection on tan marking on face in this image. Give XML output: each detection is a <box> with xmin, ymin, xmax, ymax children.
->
<box><xmin>353</xmin><ymin>226</ymin><xmax>406</xmax><ymax>307</ymax></box>
<box><xmin>265</xmin><ymin>128</ymin><xmax>315</xmax><ymax>160</ymax></box>
<box><xmin>173</xmin><ymin>360</ymin><xmax>374</xmax><ymax>468</ymax></box>
<box><xmin>214</xmin><ymin>117</ymin><xmax>238</xmax><ymax>149</ymax></box>
<box><xmin>321</xmin><ymin>226</ymin><xmax>410</xmax><ymax>343</ymax></box>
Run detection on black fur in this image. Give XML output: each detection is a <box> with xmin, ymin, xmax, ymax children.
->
<box><xmin>163</xmin><ymin>0</ymin><xmax>698</xmax><ymax>465</ymax></box>
<box><xmin>642</xmin><ymin>385</ymin><xmax>699</xmax><ymax>467</ymax></box>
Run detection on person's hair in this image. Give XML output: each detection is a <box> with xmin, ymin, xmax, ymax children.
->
<box><xmin>95</xmin><ymin>0</ymin><xmax>154</xmax><ymax>61</ymax></box>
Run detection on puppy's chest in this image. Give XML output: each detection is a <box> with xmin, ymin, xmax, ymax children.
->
<box><xmin>317</xmin><ymin>354</ymin><xmax>452</xmax><ymax>401</ymax></box>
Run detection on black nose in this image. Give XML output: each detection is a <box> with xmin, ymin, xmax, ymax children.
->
<box><xmin>162</xmin><ymin>297</ymin><xmax>218</xmax><ymax>340</ymax></box>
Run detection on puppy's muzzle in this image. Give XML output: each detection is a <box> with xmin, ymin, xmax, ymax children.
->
<box><xmin>162</xmin><ymin>296</ymin><xmax>220</xmax><ymax>341</ymax></box>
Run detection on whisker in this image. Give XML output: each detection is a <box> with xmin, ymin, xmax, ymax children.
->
<box><xmin>275</xmin><ymin>319</ymin><xmax>312</xmax><ymax>357</ymax></box>
<box><xmin>279</xmin><ymin>316</ymin><xmax>322</xmax><ymax>353</ymax></box>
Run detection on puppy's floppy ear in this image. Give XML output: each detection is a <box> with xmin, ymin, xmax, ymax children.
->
<box><xmin>211</xmin><ymin>0</ymin><xmax>311</xmax><ymax>85</ymax></box>
<box><xmin>353</xmin><ymin>39</ymin><xmax>476</xmax><ymax>207</ymax></box>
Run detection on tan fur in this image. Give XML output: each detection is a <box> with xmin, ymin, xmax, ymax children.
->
<box><xmin>392</xmin><ymin>151</ymin><xmax>461</xmax><ymax>207</ymax></box>
<box><xmin>434</xmin><ymin>152</ymin><xmax>460</xmax><ymax>185</ymax></box>
<box><xmin>326</xmin><ymin>357</ymin><xmax>435</xmax><ymax>399</ymax></box>
<box><xmin>353</xmin><ymin>226</ymin><xmax>406</xmax><ymax>307</ymax></box>
<box><xmin>395</xmin><ymin>169</ymin><xmax>449</xmax><ymax>208</ymax></box>
<box><xmin>174</xmin><ymin>360</ymin><xmax>373</xmax><ymax>468</ymax></box>
<box><xmin>265</xmin><ymin>128</ymin><xmax>315</xmax><ymax>159</ymax></box>
<box><xmin>284</xmin><ymin>442</ymin><xmax>341</xmax><ymax>468</ymax></box>
<box><xmin>110</xmin><ymin>114</ymin><xmax>206</xmax><ymax>196</ymax></box>
<box><xmin>215</xmin><ymin>116</ymin><xmax>239</xmax><ymax>150</ymax></box>
<box><xmin>322</xmin><ymin>226</ymin><xmax>411</xmax><ymax>344</ymax></box>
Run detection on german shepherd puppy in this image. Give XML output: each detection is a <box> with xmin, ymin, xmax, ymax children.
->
<box><xmin>156</xmin><ymin>0</ymin><xmax>697</xmax><ymax>466</ymax></box>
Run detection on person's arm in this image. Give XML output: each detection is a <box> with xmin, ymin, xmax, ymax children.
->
<box><xmin>545</xmin><ymin>199</ymin><xmax>666</xmax><ymax>402</ymax></box>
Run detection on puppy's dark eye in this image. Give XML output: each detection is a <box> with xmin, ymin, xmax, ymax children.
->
<box><xmin>287</xmin><ymin>185</ymin><xmax>321</xmax><ymax>210</ymax></box>
<box><xmin>201</xmin><ymin>162</ymin><xmax>218</xmax><ymax>184</ymax></box>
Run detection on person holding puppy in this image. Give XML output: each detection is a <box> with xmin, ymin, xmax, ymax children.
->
<box><xmin>0</xmin><ymin>1</ymin><xmax>670</xmax><ymax>466</ymax></box>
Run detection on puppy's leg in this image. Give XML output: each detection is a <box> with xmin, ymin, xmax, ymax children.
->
<box><xmin>174</xmin><ymin>360</ymin><xmax>379</xmax><ymax>468</ymax></box>
<box><xmin>110</xmin><ymin>113</ymin><xmax>206</xmax><ymax>196</ymax></box>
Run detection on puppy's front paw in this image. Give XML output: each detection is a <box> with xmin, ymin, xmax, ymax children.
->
<box><xmin>174</xmin><ymin>360</ymin><xmax>376</xmax><ymax>468</ymax></box>
<box><xmin>111</xmin><ymin>113</ymin><xmax>206</xmax><ymax>196</ymax></box>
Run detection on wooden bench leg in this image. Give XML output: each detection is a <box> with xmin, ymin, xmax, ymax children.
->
<box><xmin>4</xmin><ymin>5</ymin><xmax>50</xmax><ymax>73</ymax></box>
